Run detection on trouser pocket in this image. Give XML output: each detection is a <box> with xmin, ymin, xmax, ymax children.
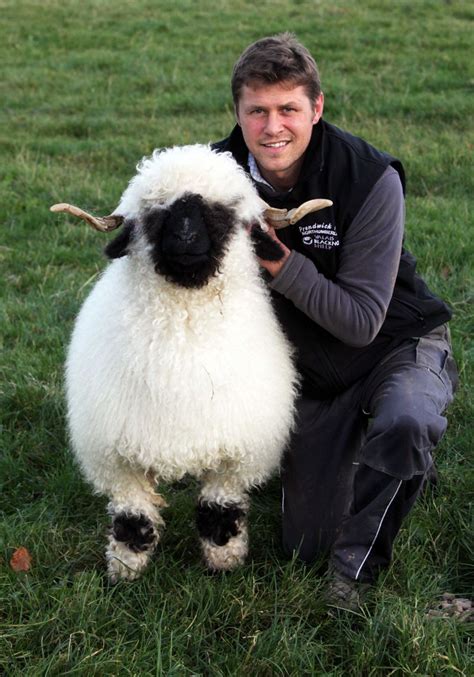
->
<box><xmin>415</xmin><ymin>324</ymin><xmax>458</xmax><ymax>407</ymax></box>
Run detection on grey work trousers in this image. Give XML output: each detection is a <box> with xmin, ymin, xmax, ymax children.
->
<box><xmin>281</xmin><ymin>324</ymin><xmax>458</xmax><ymax>582</ymax></box>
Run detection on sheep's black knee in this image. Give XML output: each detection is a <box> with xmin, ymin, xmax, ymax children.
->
<box><xmin>196</xmin><ymin>500</ymin><xmax>246</xmax><ymax>546</ymax></box>
<box><xmin>111</xmin><ymin>512</ymin><xmax>157</xmax><ymax>553</ymax></box>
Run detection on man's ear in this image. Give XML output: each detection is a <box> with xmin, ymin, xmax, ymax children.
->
<box><xmin>104</xmin><ymin>222</ymin><xmax>135</xmax><ymax>259</ymax></box>
<box><xmin>234</xmin><ymin>102</ymin><xmax>241</xmax><ymax>126</ymax></box>
<box><xmin>250</xmin><ymin>225</ymin><xmax>285</xmax><ymax>261</ymax></box>
<box><xmin>312</xmin><ymin>92</ymin><xmax>324</xmax><ymax>125</ymax></box>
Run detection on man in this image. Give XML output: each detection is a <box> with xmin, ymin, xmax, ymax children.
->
<box><xmin>213</xmin><ymin>33</ymin><xmax>458</xmax><ymax>608</ymax></box>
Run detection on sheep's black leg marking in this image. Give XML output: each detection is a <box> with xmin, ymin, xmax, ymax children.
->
<box><xmin>106</xmin><ymin>508</ymin><xmax>162</xmax><ymax>583</ymax></box>
<box><xmin>196</xmin><ymin>500</ymin><xmax>246</xmax><ymax>546</ymax></box>
<box><xmin>197</xmin><ymin>497</ymin><xmax>249</xmax><ymax>571</ymax></box>
<box><xmin>111</xmin><ymin>512</ymin><xmax>158</xmax><ymax>553</ymax></box>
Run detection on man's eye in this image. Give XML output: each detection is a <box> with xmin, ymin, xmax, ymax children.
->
<box><xmin>250</xmin><ymin>108</ymin><xmax>264</xmax><ymax>115</ymax></box>
<box><xmin>283</xmin><ymin>107</ymin><xmax>296</xmax><ymax>113</ymax></box>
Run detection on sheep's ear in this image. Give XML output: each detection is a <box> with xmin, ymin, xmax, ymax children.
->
<box><xmin>250</xmin><ymin>224</ymin><xmax>286</xmax><ymax>261</ymax></box>
<box><xmin>104</xmin><ymin>222</ymin><xmax>135</xmax><ymax>259</ymax></box>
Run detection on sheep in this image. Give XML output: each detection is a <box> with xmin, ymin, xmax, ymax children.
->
<box><xmin>51</xmin><ymin>144</ymin><xmax>331</xmax><ymax>582</ymax></box>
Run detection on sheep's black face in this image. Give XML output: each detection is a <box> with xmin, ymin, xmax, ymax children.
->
<box><xmin>143</xmin><ymin>193</ymin><xmax>237</xmax><ymax>288</ymax></box>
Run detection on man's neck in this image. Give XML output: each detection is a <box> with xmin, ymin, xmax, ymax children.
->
<box><xmin>248</xmin><ymin>153</ymin><xmax>296</xmax><ymax>193</ymax></box>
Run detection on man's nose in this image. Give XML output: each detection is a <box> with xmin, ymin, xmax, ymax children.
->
<box><xmin>264</xmin><ymin>112</ymin><xmax>283</xmax><ymax>136</ymax></box>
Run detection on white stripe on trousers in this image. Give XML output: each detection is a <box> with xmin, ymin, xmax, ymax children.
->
<box><xmin>355</xmin><ymin>479</ymin><xmax>403</xmax><ymax>580</ymax></box>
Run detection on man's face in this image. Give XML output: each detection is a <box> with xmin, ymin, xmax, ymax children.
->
<box><xmin>236</xmin><ymin>81</ymin><xmax>324</xmax><ymax>191</ymax></box>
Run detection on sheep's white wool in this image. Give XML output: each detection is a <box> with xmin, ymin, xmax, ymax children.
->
<box><xmin>67</xmin><ymin>229</ymin><xmax>296</xmax><ymax>492</ymax></box>
<box><xmin>113</xmin><ymin>144</ymin><xmax>266</xmax><ymax>228</ymax></box>
<box><xmin>65</xmin><ymin>145</ymin><xmax>298</xmax><ymax>575</ymax></box>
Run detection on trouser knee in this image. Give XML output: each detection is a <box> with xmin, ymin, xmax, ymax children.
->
<box><xmin>363</xmin><ymin>411</ymin><xmax>445</xmax><ymax>479</ymax></box>
<box><xmin>378</xmin><ymin>413</ymin><xmax>442</xmax><ymax>449</ymax></box>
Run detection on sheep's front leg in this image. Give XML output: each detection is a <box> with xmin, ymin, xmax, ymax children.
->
<box><xmin>196</xmin><ymin>471</ymin><xmax>249</xmax><ymax>571</ymax></box>
<box><xmin>105</xmin><ymin>471</ymin><xmax>167</xmax><ymax>583</ymax></box>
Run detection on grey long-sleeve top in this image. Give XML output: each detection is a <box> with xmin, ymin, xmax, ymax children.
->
<box><xmin>269</xmin><ymin>167</ymin><xmax>405</xmax><ymax>348</ymax></box>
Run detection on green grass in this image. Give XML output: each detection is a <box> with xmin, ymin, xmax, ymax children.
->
<box><xmin>1</xmin><ymin>0</ymin><xmax>473</xmax><ymax>674</ymax></box>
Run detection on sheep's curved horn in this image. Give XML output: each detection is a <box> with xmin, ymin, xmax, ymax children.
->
<box><xmin>262</xmin><ymin>207</ymin><xmax>289</xmax><ymax>226</ymax></box>
<box><xmin>260</xmin><ymin>198</ymin><xmax>333</xmax><ymax>229</ymax></box>
<box><xmin>287</xmin><ymin>199</ymin><xmax>333</xmax><ymax>225</ymax></box>
<box><xmin>50</xmin><ymin>203</ymin><xmax>123</xmax><ymax>232</ymax></box>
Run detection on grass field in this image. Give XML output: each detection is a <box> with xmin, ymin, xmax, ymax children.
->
<box><xmin>1</xmin><ymin>0</ymin><xmax>473</xmax><ymax>674</ymax></box>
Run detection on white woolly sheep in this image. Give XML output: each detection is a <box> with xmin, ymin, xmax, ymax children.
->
<box><xmin>52</xmin><ymin>144</ymin><xmax>331</xmax><ymax>582</ymax></box>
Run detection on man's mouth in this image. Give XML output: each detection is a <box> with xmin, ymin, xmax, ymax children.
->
<box><xmin>261</xmin><ymin>140</ymin><xmax>290</xmax><ymax>148</ymax></box>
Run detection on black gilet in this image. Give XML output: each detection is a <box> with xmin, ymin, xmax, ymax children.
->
<box><xmin>213</xmin><ymin>121</ymin><xmax>452</xmax><ymax>397</ymax></box>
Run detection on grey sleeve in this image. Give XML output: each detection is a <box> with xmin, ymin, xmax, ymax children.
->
<box><xmin>269</xmin><ymin>167</ymin><xmax>405</xmax><ymax>347</ymax></box>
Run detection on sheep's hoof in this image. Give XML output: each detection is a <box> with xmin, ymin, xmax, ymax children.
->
<box><xmin>106</xmin><ymin>537</ymin><xmax>153</xmax><ymax>583</ymax></box>
<box><xmin>105</xmin><ymin>510</ymin><xmax>161</xmax><ymax>582</ymax></box>
<box><xmin>200</xmin><ymin>526</ymin><xmax>249</xmax><ymax>572</ymax></box>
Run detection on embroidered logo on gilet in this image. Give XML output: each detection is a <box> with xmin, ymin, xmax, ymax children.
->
<box><xmin>299</xmin><ymin>222</ymin><xmax>340</xmax><ymax>250</ymax></box>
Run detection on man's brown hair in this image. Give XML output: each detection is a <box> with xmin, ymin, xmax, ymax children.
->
<box><xmin>232</xmin><ymin>32</ymin><xmax>321</xmax><ymax>107</ymax></box>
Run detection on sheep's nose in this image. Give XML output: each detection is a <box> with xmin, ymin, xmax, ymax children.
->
<box><xmin>175</xmin><ymin>218</ymin><xmax>196</xmax><ymax>243</ymax></box>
